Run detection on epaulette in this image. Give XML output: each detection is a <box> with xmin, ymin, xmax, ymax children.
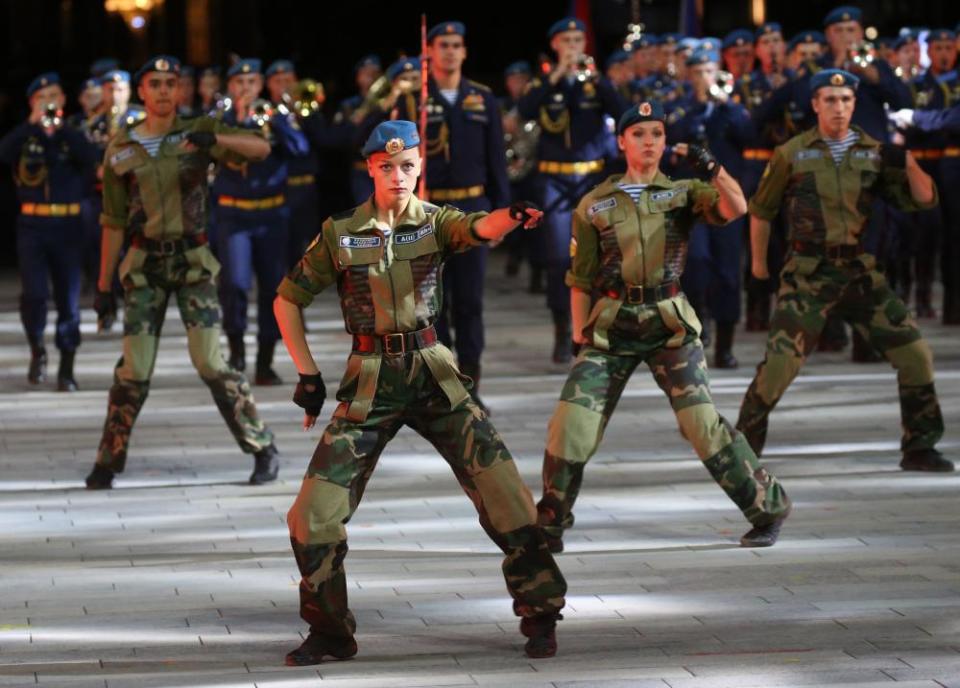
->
<box><xmin>467</xmin><ymin>79</ymin><xmax>492</xmax><ymax>93</ymax></box>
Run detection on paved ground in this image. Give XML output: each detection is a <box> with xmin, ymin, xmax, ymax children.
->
<box><xmin>0</xmin><ymin>258</ymin><xmax>958</xmax><ymax>688</ymax></box>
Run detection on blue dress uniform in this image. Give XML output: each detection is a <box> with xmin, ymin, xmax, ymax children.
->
<box><xmin>392</xmin><ymin>21</ymin><xmax>511</xmax><ymax>405</ymax></box>
<box><xmin>0</xmin><ymin>73</ymin><xmax>98</xmax><ymax>390</ymax></box>
<box><xmin>666</xmin><ymin>50</ymin><xmax>754</xmax><ymax>368</ymax></box>
<box><xmin>334</xmin><ymin>55</ymin><xmax>382</xmax><ymax>205</ymax></box>
<box><xmin>213</xmin><ymin>58</ymin><xmax>310</xmax><ymax>384</ymax></box>
<box><xmin>518</xmin><ymin>17</ymin><xmax>627</xmax><ymax>363</ymax></box>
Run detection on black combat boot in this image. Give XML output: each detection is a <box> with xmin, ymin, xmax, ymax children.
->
<box><xmin>249</xmin><ymin>444</ymin><xmax>280</xmax><ymax>484</ymax></box>
<box><xmin>227</xmin><ymin>334</ymin><xmax>246</xmax><ymax>371</ymax></box>
<box><xmin>551</xmin><ymin>311</ymin><xmax>572</xmax><ymax>365</ymax></box>
<box><xmin>740</xmin><ymin>507</ymin><xmax>791</xmax><ymax>548</ymax></box>
<box><xmin>57</xmin><ymin>350</ymin><xmax>78</xmax><ymax>392</ymax></box>
<box><xmin>900</xmin><ymin>448</ymin><xmax>954</xmax><ymax>472</ymax></box>
<box><xmin>85</xmin><ymin>464</ymin><xmax>115</xmax><ymax>490</ymax></box>
<box><xmin>459</xmin><ymin>361</ymin><xmax>490</xmax><ymax>414</ymax></box>
<box><xmin>713</xmin><ymin>322</ymin><xmax>739</xmax><ymax>369</ymax></box>
<box><xmin>520</xmin><ymin>614</ymin><xmax>560</xmax><ymax>659</ymax></box>
<box><xmin>285</xmin><ymin>629</ymin><xmax>358</xmax><ymax>666</ymax></box>
<box><xmin>254</xmin><ymin>341</ymin><xmax>283</xmax><ymax>386</ymax></box>
<box><xmin>28</xmin><ymin>342</ymin><xmax>48</xmax><ymax>385</ymax></box>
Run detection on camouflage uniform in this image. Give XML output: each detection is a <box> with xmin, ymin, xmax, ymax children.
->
<box><xmin>538</xmin><ymin>173</ymin><xmax>791</xmax><ymax>543</ymax></box>
<box><xmin>95</xmin><ymin>116</ymin><xmax>274</xmax><ymax>472</ymax></box>
<box><xmin>277</xmin><ymin>195</ymin><xmax>566</xmax><ymax>641</ymax></box>
<box><xmin>737</xmin><ymin>126</ymin><xmax>944</xmax><ymax>455</ymax></box>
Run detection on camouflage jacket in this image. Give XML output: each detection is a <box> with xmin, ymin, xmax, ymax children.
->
<box><xmin>278</xmin><ymin>195</ymin><xmax>488</xmax><ymax>335</ymax></box>
<box><xmin>749</xmin><ymin>126</ymin><xmax>938</xmax><ymax>247</ymax></box>
<box><xmin>101</xmin><ymin>115</ymin><xmax>254</xmax><ymax>239</ymax></box>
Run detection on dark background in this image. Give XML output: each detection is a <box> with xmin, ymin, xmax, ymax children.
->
<box><xmin>1</xmin><ymin>0</ymin><xmax>958</xmax><ymax>267</ymax></box>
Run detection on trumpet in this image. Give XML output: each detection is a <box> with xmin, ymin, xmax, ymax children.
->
<box><xmin>248</xmin><ymin>99</ymin><xmax>274</xmax><ymax>128</ymax></box>
<box><xmin>40</xmin><ymin>103</ymin><xmax>63</xmax><ymax>130</ymax></box>
<box><xmin>292</xmin><ymin>79</ymin><xmax>324</xmax><ymax>118</ymax></box>
<box><xmin>709</xmin><ymin>71</ymin><xmax>736</xmax><ymax>99</ymax></box>
<box><xmin>622</xmin><ymin>22</ymin><xmax>645</xmax><ymax>52</ymax></box>
<box><xmin>848</xmin><ymin>41</ymin><xmax>876</xmax><ymax>69</ymax></box>
<box><xmin>574</xmin><ymin>55</ymin><xmax>597</xmax><ymax>82</ymax></box>
<box><xmin>349</xmin><ymin>74</ymin><xmax>393</xmax><ymax>124</ymax></box>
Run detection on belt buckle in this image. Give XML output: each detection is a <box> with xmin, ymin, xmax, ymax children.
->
<box><xmin>627</xmin><ymin>285</ymin><xmax>644</xmax><ymax>303</ymax></box>
<box><xmin>383</xmin><ymin>333</ymin><xmax>405</xmax><ymax>356</ymax></box>
<box><xmin>159</xmin><ymin>239</ymin><xmax>177</xmax><ymax>255</ymax></box>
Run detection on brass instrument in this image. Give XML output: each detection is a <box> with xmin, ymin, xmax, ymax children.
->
<box><xmin>709</xmin><ymin>71</ymin><xmax>736</xmax><ymax>99</ymax></box>
<box><xmin>574</xmin><ymin>55</ymin><xmax>597</xmax><ymax>83</ymax></box>
<box><xmin>40</xmin><ymin>103</ymin><xmax>63</xmax><ymax>130</ymax></box>
<box><xmin>248</xmin><ymin>99</ymin><xmax>274</xmax><ymax>128</ymax></box>
<box><xmin>348</xmin><ymin>74</ymin><xmax>393</xmax><ymax>124</ymax></box>
<box><xmin>894</xmin><ymin>64</ymin><xmax>920</xmax><ymax>81</ymax></box>
<box><xmin>849</xmin><ymin>41</ymin><xmax>876</xmax><ymax>69</ymax></box>
<box><xmin>292</xmin><ymin>79</ymin><xmax>324</xmax><ymax>117</ymax></box>
<box><xmin>623</xmin><ymin>22</ymin><xmax>645</xmax><ymax>52</ymax></box>
<box><xmin>503</xmin><ymin>113</ymin><xmax>540</xmax><ymax>183</ymax></box>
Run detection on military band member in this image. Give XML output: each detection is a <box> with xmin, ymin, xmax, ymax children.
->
<box><xmin>737</xmin><ymin>69</ymin><xmax>953</xmax><ymax>474</ymax></box>
<box><xmin>721</xmin><ymin>29</ymin><xmax>755</xmax><ymax>81</ymax></box>
<box><xmin>176</xmin><ymin>65</ymin><xmax>198</xmax><ymax>117</ymax></box>
<box><xmin>605</xmin><ymin>50</ymin><xmax>634</xmax><ymax>99</ymax></box>
<box><xmin>333</xmin><ymin>55</ymin><xmax>383</xmax><ymax>205</ymax></box>
<box><xmin>536</xmin><ymin>101</ymin><xmax>791</xmax><ymax>554</ymax></box>
<box><xmin>630</xmin><ymin>34</ymin><xmax>660</xmax><ymax>83</ymax></box>
<box><xmin>96</xmin><ymin>70</ymin><xmax>146</xmax><ymax>138</ymax></box>
<box><xmin>198</xmin><ymin>66</ymin><xmax>221</xmax><ymax>114</ymax></box>
<box><xmin>274</xmin><ymin>120</ymin><xmax>565</xmax><ymax>664</ymax></box>
<box><xmin>85</xmin><ymin>56</ymin><xmax>280</xmax><ymax>490</ymax></box>
<box><xmin>785</xmin><ymin>31</ymin><xmax>825</xmax><ymax>73</ymax></box>
<box><xmin>0</xmin><ymin>72</ymin><xmax>98</xmax><ymax>391</ymax></box>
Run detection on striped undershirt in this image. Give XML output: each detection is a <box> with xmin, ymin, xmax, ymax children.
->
<box><xmin>617</xmin><ymin>182</ymin><xmax>649</xmax><ymax>204</ymax></box>
<box><xmin>130</xmin><ymin>129</ymin><xmax>165</xmax><ymax>157</ymax></box>
<box><xmin>824</xmin><ymin>130</ymin><xmax>860</xmax><ymax>165</ymax></box>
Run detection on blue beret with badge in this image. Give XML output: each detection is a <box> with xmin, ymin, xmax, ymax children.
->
<box><xmin>227</xmin><ymin>58</ymin><xmax>262</xmax><ymax>79</ymax></box>
<box><xmin>90</xmin><ymin>58</ymin><xmax>119</xmax><ymax>78</ymax></box>
<box><xmin>754</xmin><ymin>22</ymin><xmax>782</xmax><ymax>41</ymax></box>
<box><xmin>26</xmin><ymin>72</ymin><xmax>60</xmax><ymax>98</ymax></box>
<box><xmin>893</xmin><ymin>30</ymin><xmax>918</xmax><ymax>51</ymax></box>
<box><xmin>200</xmin><ymin>65</ymin><xmax>221</xmax><ymax>78</ymax></box>
<box><xmin>102</xmin><ymin>69</ymin><xmax>130</xmax><ymax>85</ymax></box>
<box><xmin>875</xmin><ymin>36</ymin><xmax>895</xmax><ymax>49</ymax></box>
<box><xmin>386</xmin><ymin>57</ymin><xmax>420</xmax><ymax>81</ymax></box>
<box><xmin>631</xmin><ymin>34</ymin><xmax>660</xmax><ymax>51</ymax></box>
<box><xmin>504</xmin><ymin>60</ymin><xmax>532</xmax><ymax>77</ymax></box>
<box><xmin>547</xmin><ymin>17</ymin><xmax>585</xmax><ymax>39</ymax></box>
<box><xmin>617</xmin><ymin>100</ymin><xmax>665</xmax><ymax>134</ymax></box>
<box><xmin>678</xmin><ymin>37</ymin><xmax>700</xmax><ymax>53</ymax></box>
<box><xmin>823</xmin><ymin>5</ymin><xmax>862</xmax><ymax>27</ymax></box>
<box><xmin>661</xmin><ymin>33</ymin><xmax>683</xmax><ymax>46</ymax></box>
<box><xmin>81</xmin><ymin>77</ymin><xmax>101</xmax><ymax>92</ymax></box>
<box><xmin>686</xmin><ymin>49</ymin><xmax>719</xmax><ymax>67</ymax></box>
<box><xmin>928</xmin><ymin>28</ymin><xmax>957</xmax><ymax>43</ymax></box>
<box><xmin>133</xmin><ymin>55</ymin><xmax>181</xmax><ymax>86</ymax></box>
<box><xmin>605</xmin><ymin>50</ymin><xmax>630</xmax><ymax>69</ymax></box>
<box><xmin>723</xmin><ymin>29</ymin><xmax>754</xmax><ymax>50</ymax></box>
<box><xmin>788</xmin><ymin>30</ymin><xmax>826</xmax><ymax>51</ymax></box>
<box><xmin>697</xmin><ymin>37</ymin><xmax>722</xmax><ymax>53</ymax></box>
<box><xmin>266</xmin><ymin>59</ymin><xmax>295</xmax><ymax>78</ymax></box>
<box><xmin>362</xmin><ymin>120</ymin><xmax>421</xmax><ymax>158</ymax></box>
<box><xmin>810</xmin><ymin>68</ymin><xmax>859</xmax><ymax>92</ymax></box>
<box><xmin>354</xmin><ymin>54</ymin><xmax>381</xmax><ymax>72</ymax></box>
<box><xmin>428</xmin><ymin>21</ymin><xmax>465</xmax><ymax>42</ymax></box>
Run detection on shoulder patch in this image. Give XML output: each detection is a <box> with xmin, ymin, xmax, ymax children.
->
<box><xmin>395</xmin><ymin>224</ymin><xmax>435</xmax><ymax>245</ymax></box>
<box><xmin>339</xmin><ymin>235</ymin><xmax>382</xmax><ymax>249</ymax></box>
<box><xmin>588</xmin><ymin>197</ymin><xmax>617</xmax><ymax>216</ymax></box>
<box><xmin>110</xmin><ymin>147</ymin><xmax>135</xmax><ymax>166</ymax></box>
<box><xmin>795</xmin><ymin>149</ymin><xmax>823</xmax><ymax>161</ymax></box>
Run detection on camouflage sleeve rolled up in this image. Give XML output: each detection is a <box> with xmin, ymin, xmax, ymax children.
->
<box><xmin>433</xmin><ymin>204</ymin><xmax>491</xmax><ymax>256</ymax></box>
<box><xmin>192</xmin><ymin>116</ymin><xmax>265</xmax><ymax>164</ymax></box>
<box><xmin>747</xmin><ymin>146</ymin><xmax>790</xmax><ymax>221</ymax></box>
<box><xmin>687</xmin><ymin>179</ymin><xmax>726</xmax><ymax>226</ymax></box>
<box><xmin>878</xmin><ymin>164</ymin><xmax>939</xmax><ymax>212</ymax></box>
<box><xmin>565</xmin><ymin>200</ymin><xmax>597</xmax><ymax>291</ymax></box>
<box><xmin>100</xmin><ymin>144</ymin><xmax>128</xmax><ymax>231</ymax></box>
<box><xmin>277</xmin><ymin>219</ymin><xmax>338</xmax><ymax>307</ymax></box>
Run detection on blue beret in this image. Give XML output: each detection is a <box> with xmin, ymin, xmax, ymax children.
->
<box><xmin>605</xmin><ymin>50</ymin><xmax>631</xmax><ymax>69</ymax></box>
<box><xmin>661</xmin><ymin>33</ymin><xmax>683</xmax><ymax>46</ymax></box>
<box><xmin>697</xmin><ymin>37</ymin><xmax>722</xmax><ymax>53</ymax></box>
<box><xmin>755</xmin><ymin>22</ymin><xmax>782</xmax><ymax>41</ymax></box>
<box><xmin>102</xmin><ymin>70</ymin><xmax>130</xmax><ymax>85</ymax></box>
<box><xmin>386</xmin><ymin>57</ymin><xmax>420</xmax><ymax>81</ymax></box>
<box><xmin>823</xmin><ymin>6</ymin><xmax>862</xmax><ymax>27</ymax></box>
<box><xmin>686</xmin><ymin>49</ymin><xmax>719</xmax><ymax>67</ymax></box>
<box><xmin>200</xmin><ymin>66</ymin><xmax>221</xmax><ymax>78</ymax></box>
<box><xmin>723</xmin><ymin>29</ymin><xmax>754</xmax><ymax>50</ymax></box>
<box><xmin>617</xmin><ymin>100</ymin><xmax>666</xmax><ymax>134</ymax></box>
<box><xmin>266</xmin><ymin>60</ymin><xmax>295</xmax><ymax>78</ymax></box>
<box><xmin>26</xmin><ymin>72</ymin><xmax>60</xmax><ymax>98</ymax></box>
<box><xmin>504</xmin><ymin>60</ymin><xmax>532</xmax><ymax>77</ymax></box>
<box><xmin>893</xmin><ymin>30</ymin><xmax>918</xmax><ymax>51</ymax></box>
<box><xmin>134</xmin><ymin>55</ymin><xmax>181</xmax><ymax>86</ymax></box>
<box><xmin>547</xmin><ymin>17</ymin><xmax>586</xmax><ymax>39</ymax></box>
<box><xmin>810</xmin><ymin>68</ymin><xmax>859</xmax><ymax>92</ymax></box>
<box><xmin>180</xmin><ymin>65</ymin><xmax>195</xmax><ymax>78</ymax></box>
<box><xmin>788</xmin><ymin>30</ymin><xmax>826</xmax><ymax>51</ymax></box>
<box><xmin>875</xmin><ymin>36</ymin><xmax>895</xmax><ymax>49</ymax></box>
<box><xmin>90</xmin><ymin>58</ymin><xmax>119</xmax><ymax>78</ymax></box>
<box><xmin>631</xmin><ymin>34</ymin><xmax>660</xmax><ymax>50</ymax></box>
<box><xmin>362</xmin><ymin>120</ymin><xmax>421</xmax><ymax>158</ymax></box>
<box><xmin>428</xmin><ymin>21</ymin><xmax>465</xmax><ymax>42</ymax></box>
<box><xmin>81</xmin><ymin>77</ymin><xmax>101</xmax><ymax>92</ymax></box>
<box><xmin>354</xmin><ymin>54</ymin><xmax>381</xmax><ymax>72</ymax></box>
<box><xmin>929</xmin><ymin>28</ymin><xmax>957</xmax><ymax>43</ymax></box>
<box><xmin>678</xmin><ymin>37</ymin><xmax>700</xmax><ymax>52</ymax></box>
<box><xmin>227</xmin><ymin>58</ymin><xmax>262</xmax><ymax>79</ymax></box>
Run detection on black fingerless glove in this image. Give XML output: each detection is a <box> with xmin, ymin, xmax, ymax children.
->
<box><xmin>879</xmin><ymin>143</ymin><xmax>906</xmax><ymax>169</ymax></box>
<box><xmin>509</xmin><ymin>201</ymin><xmax>542</xmax><ymax>227</ymax></box>
<box><xmin>293</xmin><ymin>372</ymin><xmax>326</xmax><ymax>417</ymax></box>
<box><xmin>186</xmin><ymin>131</ymin><xmax>217</xmax><ymax>149</ymax></box>
<box><xmin>686</xmin><ymin>144</ymin><xmax>721</xmax><ymax>179</ymax></box>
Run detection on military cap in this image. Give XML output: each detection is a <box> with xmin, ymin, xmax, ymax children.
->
<box><xmin>788</xmin><ymin>30</ymin><xmax>826</xmax><ymax>51</ymax></box>
<box><xmin>266</xmin><ymin>59</ymin><xmax>295</xmax><ymax>78</ymax></box>
<box><xmin>616</xmin><ymin>100</ymin><xmax>665</xmax><ymax>134</ymax></box>
<box><xmin>928</xmin><ymin>28</ymin><xmax>957</xmax><ymax>43</ymax></box>
<box><xmin>678</xmin><ymin>37</ymin><xmax>700</xmax><ymax>53</ymax></box>
<box><xmin>102</xmin><ymin>69</ymin><xmax>131</xmax><ymax>85</ymax></box>
<box><xmin>90</xmin><ymin>58</ymin><xmax>119</xmax><ymax>78</ymax></box>
<box><xmin>631</xmin><ymin>34</ymin><xmax>660</xmax><ymax>50</ymax></box>
<box><xmin>810</xmin><ymin>68</ymin><xmax>859</xmax><ymax>92</ymax></box>
<box><xmin>504</xmin><ymin>60</ymin><xmax>532</xmax><ymax>77</ymax></box>
<box><xmin>427</xmin><ymin>21</ymin><xmax>465</xmax><ymax>42</ymax></box>
<box><xmin>200</xmin><ymin>66</ymin><xmax>221</xmax><ymax>78</ymax></box>
<box><xmin>686</xmin><ymin>48</ymin><xmax>719</xmax><ymax>67</ymax></box>
<box><xmin>605</xmin><ymin>50</ymin><xmax>631</xmax><ymax>69</ymax></box>
<box><xmin>26</xmin><ymin>72</ymin><xmax>60</xmax><ymax>98</ymax></box>
<box><xmin>875</xmin><ymin>36</ymin><xmax>895</xmax><ymax>50</ymax></box>
<box><xmin>661</xmin><ymin>33</ymin><xmax>683</xmax><ymax>45</ymax></box>
<box><xmin>823</xmin><ymin>6</ymin><xmax>862</xmax><ymax>27</ymax></box>
<box><xmin>133</xmin><ymin>55</ymin><xmax>181</xmax><ymax>86</ymax></box>
<box><xmin>354</xmin><ymin>54</ymin><xmax>381</xmax><ymax>72</ymax></box>
<box><xmin>547</xmin><ymin>17</ymin><xmax>586</xmax><ymax>39</ymax></box>
<box><xmin>754</xmin><ymin>22</ymin><xmax>782</xmax><ymax>41</ymax></box>
<box><xmin>80</xmin><ymin>77</ymin><xmax>101</xmax><ymax>92</ymax></box>
<box><xmin>362</xmin><ymin>119</ymin><xmax>420</xmax><ymax>158</ymax></box>
<box><xmin>227</xmin><ymin>58</ymin><xmax>262</xmax><ymax>79</ymax></box>
<box><xmin>723</xmin><ymin>29</ymin><xmax>754</xmax><ymax>50</ymax></box>
<box><xmin>893</xmin><ymin>30</ymin><xmax>918</xmax><ymax>51</ymax></box>
<box><xmin>697</xmin><ymin>37</ymin><xmax>722</xmax><ymax>53</ymax></box>
<box><xmin>386</xmin><ymin>57</ymin><xmax>420</xmax><ymax>81</ymax></box>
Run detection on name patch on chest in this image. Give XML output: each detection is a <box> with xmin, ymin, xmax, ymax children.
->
<box><xmin>588</xmin><ymin>197</ymin><xmax>617</xmax><ymax>216</ymax></box>
<box><xmin>795</xmin><ymin>149</ymin><xmax>823</xmax><ymax>161</ymax></box>
<box><xmin>166</xmin><ymin>132</ymin><xmax>186</xmax><ymax>146</ymax></box>
<box><xmin>394</xmin><ymin>224</ymin><xmax>435</xmax><ymax>245</ymax></box>
<box><xmin>650</xmin><ymin>190</ymin><xmax>678</xmax><ymax>202</ymax></box>
<box><xmin>850</xmin><ymin>149</ymin><xmax>879</xmax><ymax>161</ymax></box>
<box><xmin>110</xmin><ymin>147</ymin><xmax>136</xmax><ymax>166</ymax></box>
<box><xmin>339</xmin><ymin>235</ymin><xmax>382</xmax><ymax>249</ymax></box>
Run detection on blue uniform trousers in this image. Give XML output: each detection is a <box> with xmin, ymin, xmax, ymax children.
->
<box><xmin>80</xmin><ymin>196</ymin><xmax>102</xmax><ymax>290</ymax></box>
<box><xmin>681</xmin><ymin>218</ymin><xmax>744</xmax><ymax>326</ymax></box>
<box><xmin>435</xmin><ymin>195</ymin><xmax>491</xmax><ymax>366</ymax></box>
<box><xmin>940</xmin><ymin>159</ymin><xmax>960</xmax><ymax>320</ymax></box>
<box><xmin>215</xmin><ymin>208</ymin><xmax>288</xmax><ymax>346</ymax></box>
<box><xmin>17</xmin><ymin>216</ymin><xmax>83</xmax><ymax>351</ymax></box>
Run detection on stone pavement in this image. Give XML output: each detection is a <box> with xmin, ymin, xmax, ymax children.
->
<box><xmin>0</xmin><ymin>258</ymin><xmax>958</xmax><ymax>688</ymax></box>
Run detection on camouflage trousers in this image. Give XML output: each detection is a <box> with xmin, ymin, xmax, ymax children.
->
<box><xmin>737</xmin><ymin>255</ymin><xmax>943</xmax><ymax>455</ymax></box>
<box><xmin>538</xmin><ymin>304</ymin><xmax>790</xmax><ymax>541</ymax></box>
<box><xmin>96</xmin><ymin>249</ymin><xmax>273</xmax><ymax>471</ymax></box>
<box><xmin>287</xmin><ymin>346</ymin><xmax>566</xmax><ymax>640</ymax></box>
